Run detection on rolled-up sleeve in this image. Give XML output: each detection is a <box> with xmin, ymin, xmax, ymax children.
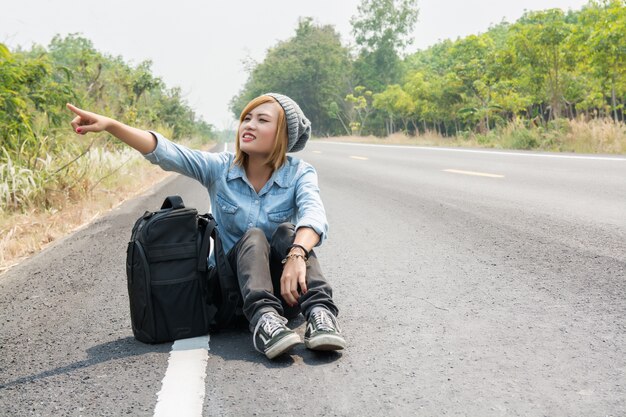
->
<box><xmin>294</xmin><ymin>163</ymin><xmax>329</xmax><ymax>246</ymax></box>
<box><xmin>143</xmin><ymin>131</ymin><xmax>227</xmax><ymax>186</ymax></box>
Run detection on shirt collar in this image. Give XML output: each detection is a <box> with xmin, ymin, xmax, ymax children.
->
<box><xmin>226</xmin><ymin>162</ymin><xmax>245</xmax><ymax>181</ymax></box>
<box><xmin>226</xmin><ymin>160</ymin><xmax>290</xmax><ymax>189</ymax></box>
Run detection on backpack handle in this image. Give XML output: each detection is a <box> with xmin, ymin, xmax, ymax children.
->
<box><xmin>161</xmin><ymin>195</ymin><xmax>185</xmax><ymax>210</ymax></box>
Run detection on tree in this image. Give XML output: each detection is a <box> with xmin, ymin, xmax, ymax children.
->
<box><xmin>230</xmin><ymin>18</ymin><xmax>352</xmax><ymax>135</ymax></box>
<box><xmin>351</xmin><ymin>0</ymin><xmax>420</xmax><ymax>53</ymax></box>
<box><xmin>511</xmin><ymin>9</ymin><xmax>575</xmax><ymax>120</ymax></box>
<box><xmin>351</xmin><ymin>0</ymin><xmax>419</xmax><ymax>92</ymax></box>
<box><xmin>448</xmin><ymin>34</ymin><xmax>503</xmax><ymax>131</ymax></box>
<box><xmin>344</xmin><ymin>86</ymin><xmax>374</xmax><ymax>136</ymax></box>
<box><xmin>373</xmin><ymin>84</ymin><xmax>413</xmax><ymax>134</ymax></box>
<box><xmin>576</xmin><ymin>0</ymin><xmax>626</xmax><ymax>121</ymax></box>
<box><xmin>47</xmin><ymin>34</ymin><xmax>104</xmax><ymax>104</ymax></box>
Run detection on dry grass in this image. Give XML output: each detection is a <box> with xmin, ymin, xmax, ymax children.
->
<box><xmin>0</xmin><ymin>161</ymin><xmax>171</xmax><ymax>274</ymax></box>
<box><xmin>319</xmin><ymin>119</ymin><xmax>626</xmax><ymax>155</ymax></box>
<box><xmin>319</xmin><ymin>131</ymin><xmax>479</xmax><ymax>147</ymax></box>
<box><xmin>0</xmin><ymin>136</ymin><xmax>215</xmax><ymax>275</ymax></box>
<box><xmin>559</xmin><ymin>118</ymin><xmax>626</xmax><ymax>153</ymax></box>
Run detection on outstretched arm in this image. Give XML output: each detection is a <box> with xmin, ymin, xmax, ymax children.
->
<box><xmin>67</xmin><ymin>103</ymin><xmax>156</xmax><ymax>154</ymax></box>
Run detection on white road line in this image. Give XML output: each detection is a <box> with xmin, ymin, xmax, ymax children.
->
<box><xmin>319</xmin><ymin>141</ymin><xmax>626</xmax><ymax>161</ymax></box>
<box><xmin>349</xmin><ymin>155</ymin><xmax>369</xmax><ymax>160</ymax></box>
<box><xmin>153</xmin><ymin>335</ymin><xmax>210</xmax><ymax>417</ymax></box>
<box><xmin>443</xmin><ymin>169</ymin><xmax>504</xmax><ymax>178</ymax></box>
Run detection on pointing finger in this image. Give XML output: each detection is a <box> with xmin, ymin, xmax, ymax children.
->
<box><xmin>66</xmin><ymin>103</ymin><xmax>88</xmax><ymax>118</ymax></box>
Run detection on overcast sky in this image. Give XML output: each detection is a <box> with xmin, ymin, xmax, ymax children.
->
<box><xmin>2</xmin><ymin>0</ymin><xmax>589</xmax><ymax>129</ymax></box>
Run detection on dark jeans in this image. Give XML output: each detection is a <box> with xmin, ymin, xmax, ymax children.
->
<box><xmin>225</xmin><ymin>223</ymin><xmax>338</xmax><ymax>329</ymax></box>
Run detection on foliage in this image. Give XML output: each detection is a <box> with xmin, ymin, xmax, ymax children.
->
<box><xmin>351</xmin><ymin>0</ymin><xmax>419</xmax><ymax>92</ymax></box>
<box><xmin>230</xmin><ymin>18</ymin><xmax>352</xmax><ymax>135</ymax></box>
<box><xmin>351</xmin><ymin>0</ymin><xmax>420</xmax><ymax>53</ymax></box>
<box><xmin>380</xmin><ymin>0</ymin><xmax>626</xmax><ymax>137</ymax></box>
<box><xmin>0</xmin><ymin>35</ymin><xmax>215</xmax><ymax>213</ymax></box>
<box><xmin>345</xmin><ymin>86</ymin><xmax>374</xmax><ymax>135</ymax></box>
<box><xmin>234</xmin><ymin>0</ymin><xmax>625</xmax><ymax>146</ymax></box>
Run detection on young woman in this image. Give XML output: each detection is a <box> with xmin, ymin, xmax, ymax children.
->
<box><xmin>67</xmin><ymin>93</ymin><xmax>345</xmax><ymax>359</ymax></box>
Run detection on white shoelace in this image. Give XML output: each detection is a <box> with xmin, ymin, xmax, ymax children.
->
<box><xmin>311</xmin><ymin>309</ymin><xmax>341</xmax><ymax>333</ymax></box>
<box><xmin>253</xmin><ymin>313</ymin><xmax>288</xmax><ymax>353</ymax></box>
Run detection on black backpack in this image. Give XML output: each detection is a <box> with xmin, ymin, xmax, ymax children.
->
<box><xmin>125</xmin><ymin>196</ymin><xmax>241</xmax><ymax>343</ymax></box>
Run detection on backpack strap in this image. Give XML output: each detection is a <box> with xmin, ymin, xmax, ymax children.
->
<box><xmin>197</xmin><ymin>214</ymin><xmax>240</xmax><ymax>327</ymax></box>
<box><xmin>197</xmin><ymin>215</ymin><xmax>218</xmax><ymax>328</ymax></box>
<box><xmin>197</xmin><ymin>214</ymin><xmax>215</xmax><ymax>273</ymax></box>
<box><xmin>212</xmin><ymin>226</ymin><xmax>241</xmax><ymax>325</ymax></box>
<box><xmin>161</xmin><ymin>195</ymin><xmax>185</xmax><ymax>210</ymax></box>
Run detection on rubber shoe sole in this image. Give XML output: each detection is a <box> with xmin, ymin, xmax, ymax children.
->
<box><xmin>305</xmin><ymin>333</ymin><xmax>346</xmax><ymax>351</ymax></box>
<box><xmin>264</xmin><ymin>332</ymin><xmax>302</xmax><ymax>359</ymax></box>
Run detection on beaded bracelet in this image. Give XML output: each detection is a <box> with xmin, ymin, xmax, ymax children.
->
<box><xmin>281</xmin><ymin>253</ymin><xmax>309</xmax><ymax>265</ymax></box>
<box><xmin>287</xmin><ymin>243</ymin><xmax>310</xmax><ymax>259</ymax></box>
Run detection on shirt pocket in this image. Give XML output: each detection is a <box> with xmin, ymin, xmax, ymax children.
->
<box><xmin>216</xmin><ymin>193</ymin><xmax>243</xmax><ymax>234</ymax></box>
<box><xmin>267</xmin><ymin>207</ymin><xmax>295</xmax><ymax>224</ymax></box>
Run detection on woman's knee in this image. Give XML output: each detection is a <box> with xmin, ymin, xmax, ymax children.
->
<box><xmin>241</xmin><ymin>227</ymin><xmax>269</xmax><ymax>247</ymax></box>
<box><xmin>271</xmin><ymin>222</ymin><xmax>295</xmax><ymax>245</ymax></box>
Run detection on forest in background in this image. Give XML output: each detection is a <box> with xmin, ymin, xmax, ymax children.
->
<box><xmin>232</xmin><ymin>0</ymin><xmax>626</xmax><ymax>151</ymax></box>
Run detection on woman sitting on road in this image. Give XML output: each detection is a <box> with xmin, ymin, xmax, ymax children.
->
<box><xmin>67</xmin><ymin>93</ymin><xmax>345</xmax><ymax>359</ymax></box>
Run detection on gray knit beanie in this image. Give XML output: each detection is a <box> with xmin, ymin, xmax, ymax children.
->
<box><xmin>265</xmin><ymin>93</ymin><xmax>311</xmax><ymax>152</ymax></box>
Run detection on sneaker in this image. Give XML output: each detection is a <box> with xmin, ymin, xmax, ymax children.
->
<box><xmin>253</xmin><ymin>312</ymin><xmax>301</xmax><ymax>359</ymax></box>
<box><xmin>304</xmin><ymin>308</ymin><xmax>346</xmax><ymax>351</ymax></box>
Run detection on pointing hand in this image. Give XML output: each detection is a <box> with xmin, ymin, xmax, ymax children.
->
<box><xmin>67</xmin><ymin>103</ymin><xmax>111</xmax><ymax>135</ymax></box>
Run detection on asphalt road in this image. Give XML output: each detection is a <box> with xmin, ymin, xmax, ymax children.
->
<box><xmin>1</xmin><ymin>141</ymin><xmax>625</xmax><ymax>416</ymax></box>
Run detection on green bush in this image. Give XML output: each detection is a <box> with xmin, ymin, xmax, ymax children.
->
<box><xmin>508</xmin><ymin>128</ymin><xmax>540</xmax><ymax>149</ymax></box>
<box><xmin>0</xmin><ymin>36</ymin><xmax>215</xmax><ymax>214</ymax></box>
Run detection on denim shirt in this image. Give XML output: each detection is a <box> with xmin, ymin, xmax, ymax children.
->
<box><xmin>143</xmin><ymin>132</ymin><xmax>328</xmax><ymax>258</ymax></box>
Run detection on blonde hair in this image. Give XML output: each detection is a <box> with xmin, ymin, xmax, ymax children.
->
<box><xmin>234</xmin><ymin>95</ymin><xmax>288</xmax><ymax>171</ymax></box>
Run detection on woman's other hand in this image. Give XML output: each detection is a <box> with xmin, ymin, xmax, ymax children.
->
<box><xmin>67</xmin><ymin>103</ymin><xmax>111</xmax><ymax>135</ymax></box>
<box><xmin>280</xmin><ymin>252</ymin><xmax>308</xmax><ymax>307</ymax></box>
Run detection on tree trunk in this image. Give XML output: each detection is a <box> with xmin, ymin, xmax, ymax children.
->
<box><xmin>336</xmin><ymin>112</ymin><xmax>351</xmax><ymax>135</ymax></box>
<box><xmin>552</xmin><ymin>47</ymin><xmax>561</xmax><ymax>119</ymax></box>
<box><xmin>411</xmin><ymin>120</ymin><xmax>418</xmax><ymax>135</ymax></box>
<box><xmin>87</xmin><ymin>63</ymin><xmax>103</xmax><ymax>96</ymax></box>
<box><xmin>611</xmin><ymin>75</ymin><xmax>618</xmax><ymax>122</ymax></box>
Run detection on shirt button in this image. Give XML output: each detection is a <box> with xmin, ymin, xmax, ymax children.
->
<box><xmin>254</xmin><ymin>200</ymin><xmax>259</xmax><ymax>204</ymax></box>
<box><xmin>248</xmin><ymin>223</ymin><xmax>253</xmax><ymax>228</ymax></box>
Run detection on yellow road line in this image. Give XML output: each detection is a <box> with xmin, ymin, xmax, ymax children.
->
<box><xmin>350</xmin><ymin>156</ymin><xmax>369</xmax><ymax>160</ymax></box>
<box><xmin>443</xmin><ymin>169</ymin><xmax>504</xmax><ymax>178</ymax></box>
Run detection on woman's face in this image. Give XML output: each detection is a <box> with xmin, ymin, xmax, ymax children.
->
<box><xmin>239</xmin><ymin>102</ymin><xmax>281</xmax><ymax>159</ymax></box>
